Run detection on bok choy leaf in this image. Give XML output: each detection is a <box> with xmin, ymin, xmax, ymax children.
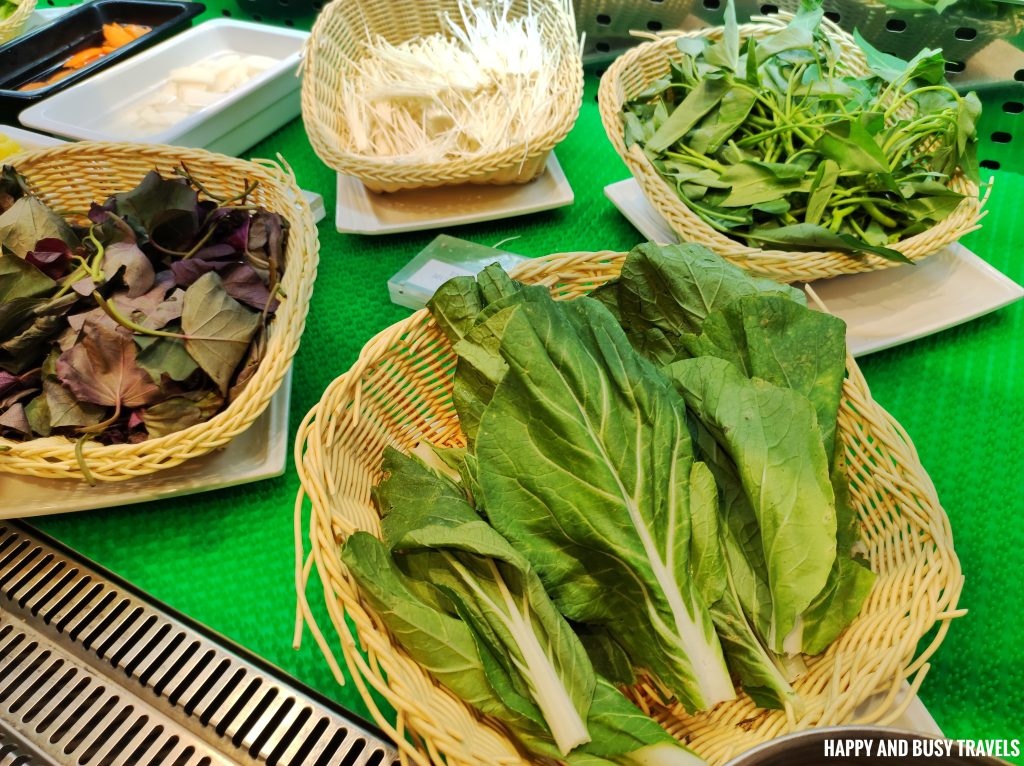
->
<box><xmin>344</xmin><ymin>448</ymin><xmax>708</xmax><ymax>765</ymax></box>
<box><xmin>449</xmin><ymin>282</ymin><xmax>735</xmax><ymax>711</ymax></box>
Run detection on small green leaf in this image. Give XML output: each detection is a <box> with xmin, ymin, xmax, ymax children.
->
<box><xmin>136</xmin><ymin>335</ymin><xmax>199</xmax><ymax>383</ymax></box>
<box><xmin>746</xmin><ymin>224</ymin><xmax>913</xmax><ymax>262</ymax></box>
<box><xmin>646</xmin><ymin>76</ymin><xmax>731</xmax><ymax>153</ymax></box>
<box><xmin>704</xmin><ymin>0</ymin><xmax>740</xmax><ymax>72</ymax></box>
<box><xmin>0</xmin><ymin>252</ymin><xmax>55</xmax><ymax>303</ymax></box>
<box><xmin>689</xmin><ymin>86</ymin><xmax>758</xmax><ymax>155</ymax></box>
<box><xmin>181</xmin><ymin>272</ymin><xmax>261</xmax><ymax>394</ymax></box>
<box><xmin>805</xmin><ymin>160</ymin><xmax>840</xmax><ymax>225</ymax></box>
<box><xmin>814</xmin><ymin>119</ymin><xmax>890</xmax><ymax>174</ymax></box>
<box><xmin>25</xmin><ymin>394</ymin><xmax>51</xmax><ymax>436</ymax></box>
<box><xmin>44</xmin><ymin>378</ymin><xmax>105</xmax><ymax>429</ymax></box>
<box><xmin>0</xmin><ymin>197</ymin><xmax>80</xmax><ymax>258</ymax></box>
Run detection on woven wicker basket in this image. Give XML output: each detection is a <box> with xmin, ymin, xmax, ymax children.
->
<box><xmin>0</xmin><ymin>0</ymin><xmax>35</xmax><ymax>44</ymax></box>
<box><xmin>0</xmin><ymin>142</ymin><xmax>319</xmax><ymax>482</ymax></box>
<box><xmin>301</xmin><ymin>0</ymin><xmax>583</xmax><ymax>193</ymax></box>
<box><xmin>597</xmin><ymin>15</ymin><xmax>984</xmax><ymax>283</ymax></box>
<box><xmin>294</xmin><ymin>250</ymin><xmax>963</xmax><ymax>766</ymax></box>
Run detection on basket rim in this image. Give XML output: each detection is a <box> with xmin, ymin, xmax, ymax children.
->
<box><xmin>294</xmin><ymin>248</ymin><xmax>963</xmax><ymax>766</ymax></box>
<box><xmin>596</xmin><ymin>14</ymin><xmax>985</xmax><ymax>282</ymax></box>
<box><xmin>300</xmin><ymin>0</ymin><xmax>584</xmax><ymax>184</ymax></box>
<box><xmin>0</xmin><ymin>141</ymin><xmax>319</xmax><ymax>481</ymax></box>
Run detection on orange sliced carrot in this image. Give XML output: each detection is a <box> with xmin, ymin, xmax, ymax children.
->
<box><xmin>124</xmin><ymin>24</ymin><xmax>150</xmax><ymax>39</ymax></box>
<box><xmin>65</xmin><ymin>46</ymin><xmax>105</xmax><ymax>69</ymax></box>
<box><xmin>102</xmin><ymin>22</ymin><xmax>134</xmax><ymax>47</ymax></box>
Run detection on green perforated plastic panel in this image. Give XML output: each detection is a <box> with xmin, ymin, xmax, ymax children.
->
<box><xmin>19</xmin><ymin>2</ymin><xmax>1024</xmax><ymax>762</ymax></box>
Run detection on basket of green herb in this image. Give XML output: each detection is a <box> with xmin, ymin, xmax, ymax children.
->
<box><xmin>598</xmin><ymin>1</ymin><xmax>985</xmax><ymax>282</ymax></box>
<box><xmin>0</xmin><ymin>143</ymin><xmax>318</xmax><ymax>482</ymax></box>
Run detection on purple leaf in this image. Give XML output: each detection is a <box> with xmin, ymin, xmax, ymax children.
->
<box><xmin>225</xmin><ymin>216</ymin><xmax>251</xmax><ymax>253</ymax></box>
<box><xmin>0</xmin><ymin>370</ymin><xmax>19</xmax><ymax>398</ymax></box>
<box><xmin>0</xmin><ymin>402</ymin><xmax>30</xmax><ymax>435</ymax></box>
<box><xmin>88</xmin><ymin>201</ymin><xmax>114</xmax><ymax>225</ymax></box>
<box><xmin>220</xmin><ymin>263</ymin><xmax>277</xmax><ymax>312</ymax></box>
<box><xmin>171</xmin><ymin>258</ymin><xmax>224</xmax><ymax>288</ymax></box>
<box><xmin>26</xmin><ymin>238</ymin><xmax>72</xmax><ymax>279</ymax></box>
<box><xmin>192</xmin><ymin>244</ymin><xmax>237</xmax><ymax>261</ymax></box>
<box><xmin>56</xmin><ymin>319</ymin><xmax>162</xmax><ymax>410</ymax></box>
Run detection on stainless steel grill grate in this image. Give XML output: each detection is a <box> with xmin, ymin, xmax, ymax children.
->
<box><xmin>0</xmin><ymin>523</ymin><xmax>399</xmax><ymax>766</ymax></box>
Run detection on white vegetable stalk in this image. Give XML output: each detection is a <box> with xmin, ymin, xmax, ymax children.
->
<box><xmin>340</xmin><ymin>0</ymin><xmax>573</xmax><ymax>163</ymax></box>
<box><xmin>624</xmin><ymin>744</ymin><xmax>709</xmax><ymax>766</ymax></box>
<box><xmin>444</xmin><ymin>554</ymin><xmax>591</xmax><ymax>755</ymax></box>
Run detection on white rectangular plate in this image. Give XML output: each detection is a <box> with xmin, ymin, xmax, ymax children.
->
<box><xmin>0</xmin><ymin>125</ymin><xmax>326</xmax><ymax>225</ymax></box>
<box><xmin>0</xmin><ymin>371</ymin><xmax>291</xmax><ymax>518</ymax></box>
<box><xmin>605</xmin><ymin>178</ymin><xmax>1024</xmax><ymax>357</ymax></box>
<box><xmin>18</xmin><ymin>19</ymin><xmax>307</xmax><ymax>156</ymax></box>
<box><xmin>336</xmin><ymin>152</ymin><xmax>574</xmax><ymax>235</ymax></box>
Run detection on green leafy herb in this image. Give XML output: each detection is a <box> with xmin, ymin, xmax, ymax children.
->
<box><xmin>620</xmin><ymin>0</ymin><xmax>981</xmax><ymax>259</ymax></box>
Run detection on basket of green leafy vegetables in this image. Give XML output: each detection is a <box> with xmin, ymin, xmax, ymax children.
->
<box><xmin>599</xmin><ymin>0</ymin><xmax>985</xmax><ymax>282</ymax></box>
<box><xmin>295</xmin><ymin>242</ymin><xmax>962</xmax><ymax>766</ymax></box>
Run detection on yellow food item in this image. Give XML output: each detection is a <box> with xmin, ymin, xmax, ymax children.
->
<box><xmin>0</xmin><ymin>134</ymin><xmax>21</xmax><ymax>161</ymax></box>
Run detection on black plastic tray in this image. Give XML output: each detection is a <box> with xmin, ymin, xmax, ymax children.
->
<box><xmin>0</xmin><ymin>0</ymin><xmax>204</xmax><ymax>122</ymax></box>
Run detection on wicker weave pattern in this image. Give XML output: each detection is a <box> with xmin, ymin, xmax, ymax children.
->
<box><xmin>0</xmin><ymin>0</ymin><xmax>35</xmax><ymax>44</ymax></box>
<box><xmin>0</xmin><ymin>142</ymin><xmax>319</xmax><ymax>482</ymax></box>
<box><xmin>295</xmin><ymin>251</ymin><xmax>963</xmax><ymax>766</ymax></box>
<box><xmin>301</xmin><ymin>0</ymin><xmax>584</xmax><ymax>193</ymax></box>
<box><xmin>597</xmin><ymin>15</ymin><xmax>984</xmax><ymax>283</ymax></box>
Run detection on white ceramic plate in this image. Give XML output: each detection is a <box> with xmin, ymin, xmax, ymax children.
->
<box><xmin>605</xmin><ymin>178</ymin><xmax>1024</xmax><ymax>357</ymax></box>
<box><xmin>0</xmin><ymin>125</ymin><xmax>326</xmax><ymax>224</ymax></box>
<box><xmin>336</xmin><ymin>152</ymin><xmax>574</xmax><ymax>235</ymax></box>
<box><xmin>858</xmin><ymin>683</ymin><xmax>943</xmax><ymax>737</ymax></box>
<box><xmin>0</xmin><ymin>371</ymin><xmax>291</xmax><ymax>518</ymax></box>
<box><xmin>19</xmin><ymin>19</ymin><xmax>307</xmax><ymax>157</ymax></box>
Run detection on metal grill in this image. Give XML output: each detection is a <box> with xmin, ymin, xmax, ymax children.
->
<box><xmin>0</xmin><ymin>523</ymin><xmax>399</xmax><ymax>766</ymax></box>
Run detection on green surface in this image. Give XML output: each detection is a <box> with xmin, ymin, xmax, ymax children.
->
<box><xmin>23</xmin><ymin>4</ymin><xmax>1024</xmax><ymax>760</ymax></box>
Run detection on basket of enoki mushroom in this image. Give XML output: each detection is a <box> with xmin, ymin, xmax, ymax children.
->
<box><xmin>301</xmin><ymin>0</ymin><xmax>583</xmax><ymax>192</ymax></box>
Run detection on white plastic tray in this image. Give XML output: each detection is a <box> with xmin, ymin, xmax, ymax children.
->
<box><xmin>19</xmin><ymin>19</ymin><xmax>307</xmax><ymax>157</ymax></box>
<box><xmin>605</xmin><ymin>178</ymin><xmax>1024</xmax><ymax>357</ymax></box>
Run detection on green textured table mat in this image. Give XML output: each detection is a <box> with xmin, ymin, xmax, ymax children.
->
<box><xmin>21</xmin><ymin>10</ymin><xmax>1024</xmax><ymax>760</ymax></box>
